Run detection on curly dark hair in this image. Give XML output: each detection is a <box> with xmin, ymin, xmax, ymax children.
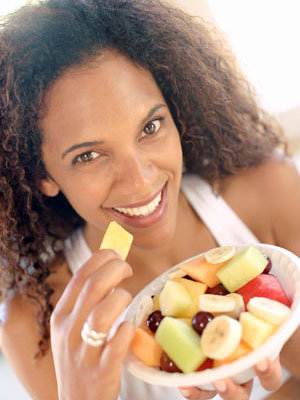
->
<box><xmin>0</xmin><ymin>0</ymin><xmax>285</xmax><ymax>356</ymax></box>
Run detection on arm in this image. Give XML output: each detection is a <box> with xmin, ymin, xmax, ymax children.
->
<box><xmin>0</xmin><ymin>291</ymin><xmax>59</xmax><ymax>400</ymax></box>
<box><xmin>0</xmin><ymin>249</ymin><xmax>134</xmax><ymax>400</ymax></box>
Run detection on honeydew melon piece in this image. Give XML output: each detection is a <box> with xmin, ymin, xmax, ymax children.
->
<box><xmin>172</xmin><ymin>278</ymin><xmax>207</xmax><ymax>318</ymax></box>
<box><xmin>159</xmin><ymin>280</ymin><xmax>193</xmax><ymax>317</ymax></box>
<box><xmin>130</xmin><ymin>327</ymin><xmax>163</xmax><ymax>366</ymax></box>
<box><xmin>213</xmin><ymin>341</ymin><xmax>252</xmax><ymax>367</ymax></box>
<box><xmin>155</xmin><ymin>316</ymin><xmax>206</xmax><ymax>373</ymax></box>
<box><xmin>216</xmin><ymin>246</ymin><xmax>267</xmax><ymax>292</ymax></box>
<box><xmin>179</xmin><ymin>256</ymin><xmax>227</xmax><ymax>288</ymax></box>
<box><xmin>240</xmin><ymin>312</ymin><xmax>277</xmax><ymax>349</ymax></box>
<box><xmin>100</xmin><ymin>221</ymin><xmax>133</xmax><ymax>260</ymax></box>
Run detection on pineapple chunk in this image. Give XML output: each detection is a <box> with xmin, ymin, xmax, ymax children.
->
<box><xmin>100</xmin><ymin>221</ymin><xmax>133</xmax><ymax>260</ymax></box>
<box><xmin>240</xmin><ymin>312</ymin><xmax>277</xmax><ymax>349</ymax></box>
<box><xmin>172</xmin><ymin>278</ymin><xmax>207</xmax><ymax>318</ymax></box>
<box><xmin>159</xmin><ymin>280</ymin><xmax>193</xmax><ymax>317</ymax></box>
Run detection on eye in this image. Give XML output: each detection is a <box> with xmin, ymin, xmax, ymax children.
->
<box><xmin>72</xmin><ymin>151</ymin><xmax>100</xmax><ymax>165</ymax></box>
<box><xmin>141</xmin><ymin>118</ymin><xmax>162</xmax><ymax>138</ymax></box>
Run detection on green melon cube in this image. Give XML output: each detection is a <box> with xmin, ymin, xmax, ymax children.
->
<box><xmin>216</xmin><ymin>246</ymin><xmax>267</xmax><ymax>292</ymax></box>
<box><xmin>155</xmin><ymin>316</ymin><xmax>206</xmax><ymax>373</ymax></box>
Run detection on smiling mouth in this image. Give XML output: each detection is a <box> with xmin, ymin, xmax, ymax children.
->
<box><xmin>112</xmin><ymin>190</ymin><xmax>162</xmax><ymax>217</ymax></box>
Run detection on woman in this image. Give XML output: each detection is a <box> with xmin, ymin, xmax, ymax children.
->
<box><xmin>0</xmin><ymin>1</ymin><xmax>300</xmax><ymax>399</ymax></box>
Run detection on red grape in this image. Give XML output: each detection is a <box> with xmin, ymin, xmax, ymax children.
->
<box><xmin>206</xmin><ymin>284</ymin><xmax>229</xmax><ymax>295</ymax></box>
<box><xmin>147</xmin><ymin>311</ymin><xmax>164</xmax><ymax>333</ymax></box>
<box><xmin>192</xmin><ymin>311</ymin><xmax>214</xmax><ymax>335</ymax></box>
<box><xmin>160</xmin><ymin>352</ymin><xmax>182</xmax><ymax>373</ymax></box>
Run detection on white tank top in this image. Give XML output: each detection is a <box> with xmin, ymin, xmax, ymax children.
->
<box><xmin>64</xmin><ymin>174</ymin><xmax>290</xmax><ymax>400</ymax></box>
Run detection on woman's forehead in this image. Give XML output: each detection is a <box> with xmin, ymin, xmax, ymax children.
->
<box><xmin>41</xmin><ymin>51</ymin><xmax>165</xmax><ymax>143</ymax></box>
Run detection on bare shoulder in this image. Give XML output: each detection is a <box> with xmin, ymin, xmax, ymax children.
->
<box><xmin>222</xmin><ymin>152</ymin><xmax>299</xmax><ymax>193</ymax></box>
<box><xmin>0</xmin><ymin>259</ymin><xmax>70</xmax><ymax>400</ymax></box>
<box><xmin>220</xmin><ymin>153</ymin><xmax>300</xmax><ymax>256</ymax></box>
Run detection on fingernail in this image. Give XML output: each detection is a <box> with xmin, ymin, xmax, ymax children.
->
<box><xmin>214</xmin><ymin>380</ymin><xmax>227</xmax><ymax>393</ymax></box>
<box><xmin>179</xmin><ymin>389</ymin><xmax>190</xmax><ymax>397</ymax></box>
<box><xmin>257</xmin><ymin>359</ymin><xmax>268</xmax><ymax>372</ymax></box>
<box><xmin>111</xmin><ymin>249</ymin><xmax>122</xmax><ymax>257</ymax></box>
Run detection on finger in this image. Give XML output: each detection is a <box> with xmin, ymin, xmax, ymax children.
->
<box><xmin>254</xmin><ymin>356</ymin><xmax>282</xmax><ymax>391</ymax></box>
<box><xmin>99</xmin><ymin>321</ymin><xmax>135</xmax><ymax>377</ymax></box>
<box><xmin>213</xmin><ymin>378</ymin><xmax>252</xmax><ymax>400</ymax></box>
<box><xmin>54</xmin><ymin>249</ymin><xmax>124</xmax><ymax>316</ymax></box>
<box><xmin>178</xmin><ymin>386</ymin><xmax>216</xmax><ymax>399</ymax></box>
<box><xmin>70</xmin><ymin>257</ymin><xmax>132</xmax><ymax>332</ymax></box>
<box><xmin>80</xmin><ymin>288</ymin><xmax>133</xmax><ymax>361</ymax></box>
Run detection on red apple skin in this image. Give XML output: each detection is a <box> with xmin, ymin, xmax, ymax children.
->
<box><xmin>196</xmin><ymin>358</ymin><xmax>214</xmax><ymax>371</ymax></box>
<box><xmin>236</xmin><ymin>274</ymin><xmax>291</xmax><ymax>307</ymax></box>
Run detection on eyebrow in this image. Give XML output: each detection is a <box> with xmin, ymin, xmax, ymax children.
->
<box><xmin>140</xmin><ymin>103</ymin><xmax>166</xmax><ymax>126</ymax></box>
<box><xmin>61</xmin><ymin>103</ymin><xmax>167</xmax><ymax>159</ymax></box>
<box><xmin>61</xmin><ymin>140</ymin><xmax>104</xmax><ymax>159</ymax></box>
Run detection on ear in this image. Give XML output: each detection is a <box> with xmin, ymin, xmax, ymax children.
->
<box><xmin>39</xmin><ymin>177</ymin><xmax>60</xmax><ymax>197</ymax></box>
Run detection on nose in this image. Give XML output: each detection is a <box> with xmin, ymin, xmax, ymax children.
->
<box><xmin>114</xmin><ymin>151</ymin><xmax>156</xmax><ymax>194</ymax></box>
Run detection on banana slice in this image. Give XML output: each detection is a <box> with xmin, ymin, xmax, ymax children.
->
<box><xmin>199</xmin><ymin>294</ymin><xmax>235</xmax><ymax>313</ymax></box>
<box><xmin>247</xmin><ymin>297</ymin><xmax>291</xmax><ymax>325</ymax></box>
<box><xmin>204</xmin><ymin>246</ymin><xmax>236</xmax><ymax>264</ymax></box>
<box><xmin>135</xmin><ymin>295</ymin><xmax>154</xmax><ymax>327</ymax></box>
<box><xmin>225</xmin><ymin>293</ymin><xmax>245</xmax><ymax>319</ymax></box>
<box><xmin>201</xmin><ymin>315</ymin><xmax>242</xmax><ymax>359</ymax></box>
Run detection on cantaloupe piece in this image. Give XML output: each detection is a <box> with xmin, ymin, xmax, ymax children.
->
<box><xmin>130</xmin><ymin>327</ymin><xmax>163</xmax><ymax>367</ymax></box>
<box><xmin>100</xmin><ymin>221</ymin><xmax>133</xmax><ymax>260</ymax></box>
<box><xmin>179</xmin><ymin>256</ymin><xmax>228</xmax><ymax>288</ymax></box>
<box><xmin>213</xmin><ymin>341</ymin><xmax>252</xmax><ymax>367</ymax></box>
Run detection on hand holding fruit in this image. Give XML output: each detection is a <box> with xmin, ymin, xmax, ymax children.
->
<box><xmin>50</xmin><ymin>222</ymin><xmax>135</xmax><ymax>400</ymax></box>
<box><xmin>178</xmin><ymin>355</ymin><xmax>282</xmax><ymax>399</ymax></box>
<box><xmin>129</xmin><ymin>245</ymin><xmax>291</xmax><ymax>399</ymax></box>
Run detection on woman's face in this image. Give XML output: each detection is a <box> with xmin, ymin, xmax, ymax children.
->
<box><xmin>40</xmin><ymin>51</ymin><xmax>183</xmax><ymax>249</ymax></box>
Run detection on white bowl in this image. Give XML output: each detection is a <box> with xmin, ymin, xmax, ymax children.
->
<box><xmin>124</xmin><ymin>244</ymin><xmax>300</xmax><ymax>390</ymax></box>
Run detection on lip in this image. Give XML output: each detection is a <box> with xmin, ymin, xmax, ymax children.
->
<box><xmin>112</xmin><ymin>186</ymin><xmax>165</xmax><ymax>209</ymax></box>
<box><xmin>108</xmin><ymin>182</ymin><xmax>168</xmax><ymax>229</ymax></box>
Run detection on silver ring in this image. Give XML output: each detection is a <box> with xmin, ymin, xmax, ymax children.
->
<box><xmin>81</xmin><ymin>322</ymin><xmax>107</xmax><ymax>347</ymax></box>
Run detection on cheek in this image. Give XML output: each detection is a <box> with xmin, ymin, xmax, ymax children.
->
<box><xmin>166</xmin><ymin>129</ymin><xmax>183</xmax><ymax>170</ymax></box>
<box><xmin>58</xmin><ymin>174</ymin><xmax>111</xmax><ymax>214</ymax></box>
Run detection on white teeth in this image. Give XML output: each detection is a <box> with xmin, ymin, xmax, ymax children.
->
<box><xmin>113</xmin><ymin>191</ymin><xmax>162</xmax><ymax>217</ymax></box>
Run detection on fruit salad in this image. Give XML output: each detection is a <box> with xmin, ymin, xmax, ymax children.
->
<box><xmin>130</xmin><ymin>246</ymin><xmax>292</xmax><ymax>374</ymax></box>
